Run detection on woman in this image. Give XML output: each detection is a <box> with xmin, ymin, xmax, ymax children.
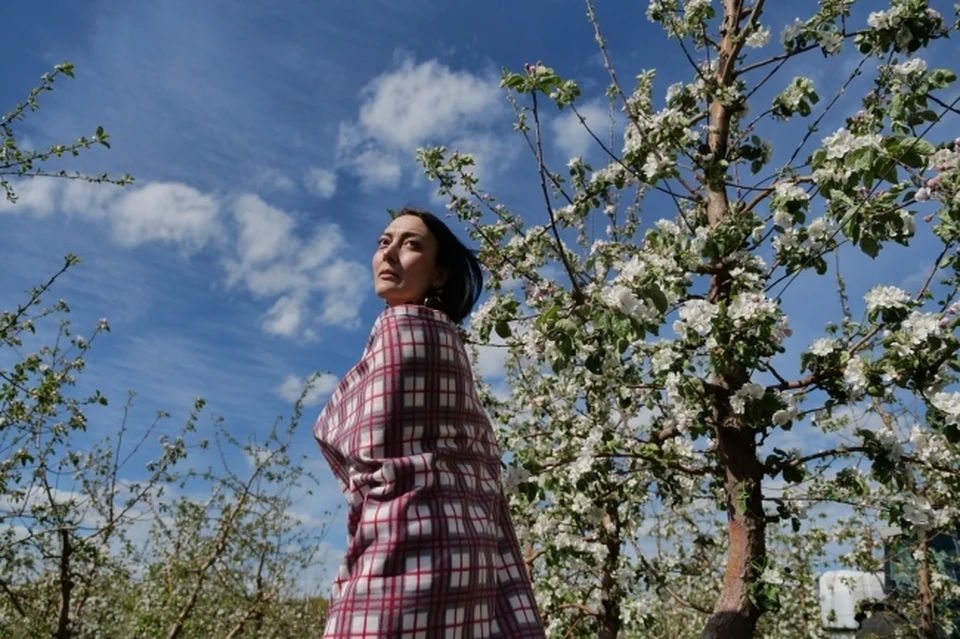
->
<box><xmin>314</xmin><ymin>208</ymin><xmax>545</xmax><ymax>638</ymax></box>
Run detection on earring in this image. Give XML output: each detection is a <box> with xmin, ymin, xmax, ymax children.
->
<box><xmin>424</xmin><ymin>288</ymin><xmax>443</xmax><ymax>309</ymax></box>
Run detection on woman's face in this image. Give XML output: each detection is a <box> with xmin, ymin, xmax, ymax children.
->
<box><xmin>373</xmin><ymin>215</ymin><xmax>446</xmax><ymax>307</ymax></box>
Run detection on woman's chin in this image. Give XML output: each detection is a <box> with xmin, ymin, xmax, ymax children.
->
<box><xmin>376</xmin><ymin>290</ymin><xmax>405</xmax><ymax>307</ymax></box>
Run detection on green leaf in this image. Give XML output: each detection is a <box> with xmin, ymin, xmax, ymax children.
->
<box><xmin>897</xmin><ymin>136</ymin><xmax>936</xmax><ymax>160</ymax></box>
<box><xmin>495</xmin><ymin>320</ymin><xmax>512</xmax><ymax>339</ymax></box>
<box><xmin>648</xmin><ymin>287</ymin><xmax>668</xmax><ymax>314</ymax></box>
<box><xmin>859</xmin><ymin>236</ymin><xmax>880</xmax><ymax>258</ymax></box>
<box><xmin>783</xmin><ymin>463</ymin><xmax>806</xmax><ymax>484</ymax></box>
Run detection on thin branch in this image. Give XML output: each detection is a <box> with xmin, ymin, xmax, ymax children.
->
<box><xmin>531</xmin><ymin>91</ymin><xmax>586</xmax><ymax>303</ymax></box>
<box><xmin>569</xmin><ymin>102</ymin><xmax>699</xmax><ymax>204</ymax></box>
<box><xmin>0</xmin><ymin>576</ymin><xmax>26</xmax><ymax>618</ymax></box>
<box><xmin>736</xmin><ymin>30</ymin><xmax>870</xmax><ymax>76</ymax></box>
<box><xmin>928</xmin><ymin>93</ymin><xmax>960</xmax><ymax>116</ymax></box>
<box><xmin>769</xmin><ymin>445</ymin><xmax>869</xmax><ymax>472</ymax></box>
<box><xmin>916</xmin><ymin>246</ymin><xmax>950</xmax><ymax>300</ymax></box>
<box><xmin>768</xmin><ymin>368</ymin><xmax>841</xmax><ymax>392</ymax></box>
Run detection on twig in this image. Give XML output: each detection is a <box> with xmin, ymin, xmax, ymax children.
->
<box><xmin>531</xmin><ymin>91</ymin><xmax>586</xmax><ymax>303</ymax></box>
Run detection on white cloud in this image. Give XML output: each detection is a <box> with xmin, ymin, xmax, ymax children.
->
<box><xmin>276</xmin><ymin>372</ymin><xmax>339</xmax><ymax>407</ymax></box>
<box><xmin>229</xmin><ymin>194</ymin><xmax>296</xmax><ymax>271</ymax></box>
<box><xmin>550</xmin><ymin>100</ymin><xmax>613</xmax><ymax>160</ymax></box>
<box><xmin>262</xmin><ymin>294</ymin><xmax>306</xmax><ymax>336</ymax></box>
<box><xmin>355</xmin><ymin>58</ymin><xmax>502</xmax><ymax>149</ymax></box>
<box><xmin>336</xmin><ymin>57</ymin><xmax>509</xmax><ymax>190</ymax></box>
<box><xmin>222</xmin><ymin>194</ymin><xmax>368</xmax><ymax>337</ymax></box>
<box><xmin>5</xmin><ymin>178</ymin><xmax>367</xmax><ymax>338</ymax></box>
<box><xmin>5</xmin><ymin>179</ymin><xmax>222</xmax><ymax>254</ymax></box>
<box><xmin>106</xmin><ymin>183</ymin><xmax>221</xmax><ymax>251</ymax></box>
<box><xmin>348</xmin><ymin>149</ymin><xmax>403</xmax><ymax>189</ymax></box>
<box><xmin>304</xmin><ymin>167</ymin><xmax>337</xmax><ymax>199</ymax></box>
<box><xmin>0</xmin><ymin>178</ymin><xmax>59</xmax><ymax>216</ymax></box>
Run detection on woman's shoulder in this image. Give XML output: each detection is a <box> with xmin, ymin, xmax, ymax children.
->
<box><xmin>371</xmin><ymin>304</ymin><xmax>467</xmax><ymax>354</ymax></box>
<box><xmin>374</xmin><ymin>303</ymin><xmax>455</xmax><ymax>332</ymax></box>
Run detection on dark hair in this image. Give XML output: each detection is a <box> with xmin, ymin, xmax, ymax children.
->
<box><xmin>396</xmin><ymin>207</ymin><xmax>483</xmax><ymax>324</ymax></box>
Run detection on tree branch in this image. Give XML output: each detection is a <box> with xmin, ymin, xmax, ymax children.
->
<box><xmin>531</xmin><ymin>91</ymin><xmax>586</xmax><ymax>304</ymax></box>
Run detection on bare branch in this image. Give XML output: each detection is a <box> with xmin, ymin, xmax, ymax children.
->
<box><xmin>530</xmin><ymin>91</ymin><xmax>587</xmax><ymax>304</ymax></box>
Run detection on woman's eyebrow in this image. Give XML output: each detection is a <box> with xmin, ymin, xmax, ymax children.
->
<box><xmin>381</xmin><ymin>230</ymin><xmax>425</xmax><ymax>239</ymax></box>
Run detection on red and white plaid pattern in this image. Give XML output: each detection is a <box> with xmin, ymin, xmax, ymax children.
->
<box><xmin>314</xmin><ymin>305</ymin><xmax>545</xmax><ymax>638</ymax></box>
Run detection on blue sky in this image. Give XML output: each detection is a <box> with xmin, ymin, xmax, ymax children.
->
<box><xmin>2</xmin><ymin>0</ymin><xmax>959</xmax><ymax>592</ymax></box>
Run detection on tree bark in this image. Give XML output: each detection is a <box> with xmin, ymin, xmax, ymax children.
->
<box><xmin>699</xmin><ymin>1</ymin><xmax>768</xmax><ymax>637</ymax></box>
<box><xmin>700</xmin><ymin>418</ymin><xmax>766</xmax><ymax>639</ymax></box>
<box><xmin>917</xmin><ymin>535</ymin><xmax>937</xmax><ymax>639</ymax></box>
<box><xmin>55</xmin><ymin>528</ymin><xmax>74</xmax><ymax>639</ymax></box>
<box><xmin>597</xmin><ymin>510</ymin><xmax>622</xmax><ymax>639</ymax></box>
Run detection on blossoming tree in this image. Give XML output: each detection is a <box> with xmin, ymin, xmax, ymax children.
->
<box><xmin>418</xmin><ymin>0</ymin><xmax>960</xmax><ymax>637</ymax></box>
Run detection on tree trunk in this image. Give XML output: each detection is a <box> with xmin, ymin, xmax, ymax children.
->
<box><xmin>917</xmin><ymin>535</ymin><xmax>937</xmax><ymax>639</ymax></box>
<box><xmin>795</xmin><ymin>536</ymin><xmax>811</xmax><ymax>639</ymax></box>
<box><xmin>55</xmin><ymin>528</ymin><xmax>74</xmax><ymax>639</ymax></box>
<box><xmin>699</xmin><ymin>1</ymin><xmax>768</xmax><ymax>636</ymax></box>
<box><xmin>597</xmin><ymin>510</ymin><xmax>622</xmax><ymax>639</ymax></box>
<box><xmin>700</xmin><ymin>421</ymin><xmax>766</xmax><ymax>639</ymax></box>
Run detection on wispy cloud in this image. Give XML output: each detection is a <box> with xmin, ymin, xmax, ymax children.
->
<box><xmin>4</xmin><ymin>178</ymin><xmax>369</xmax><ymax>339</ymax></box>
<box><xmin>276</xmin><ymin>373</ymin><xmax>340</xmax><ymax>408</ymax></box>
<box><xmin>253</xmin><ymin>168</ymin><xmax>297</xmax><ymax>194</ymax></box>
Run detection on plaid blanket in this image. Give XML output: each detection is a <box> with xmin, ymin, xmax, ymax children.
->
<box><xmin>314</xmin><ymin>304</ymin><xmax>545</xmax><ymax>638</ymax></box>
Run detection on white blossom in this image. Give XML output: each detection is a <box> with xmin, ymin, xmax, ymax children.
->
<box><xmin>745</xmin><ymin>25</ymin><xmax>771</xmax><ymax>48</ymax></box>
<box><xmin>902</xmin><ymin>496</ymin><xmax>936</xmax><ymax>532</ymax></box>
<box><xmin>643</xmin><ymin>151</ymin><xmax>672</xmax><ymax>179</ymax></box>
<box><xmin>604</xmin><ymin>285</ymin><xmax>658</xmax><ymax>323</ymax></box>
<box><xmin>781</xmin><ymin>18</ymin><xmax>805</xmax><ymax>46</ymax></box>
<box><xmin>675</xmin><ymin>299</ymin><xmax>719</xmax><ymax>337</ymax></box>
<box><xmin>655</xmin><ymin>219</ymin><xmax>682</xmax><ymax>236</ymax></box>
<box><xmin>731</xmin><ymin>382</ymin><xmax>765</xmax><ymax>414</ymax></box>
<box><xmin>727</xmin><ymin>292</ymin><xmax>777</xmax><ymax>324</ymax></box>
<box><xmin>618</xmin><ymin>256</ymin><xmax>647</xmax><ymax>281</ymax></box>
<box><xmin>819</xmin><ymin>30</ymin><xmax>843</xmax><ymax>55</ymax></box>
<box><xmin>806</xmin><ymin>217</ymin><xmax>834</xmax><ymax>247</ymax></box>
<box><xmin>844</xmin><ymin>356</ymin><xmax>868</xmax><ymax>398</ymax></box>
<box><xmin>867</xmin><ymin>7</ymin><xmax>904</xmax><ymax>30</ymax></box>
<box><xmin>774</xmin><ymin>181</ymin><xmax>810</xmax><ymax>207</ymax></box>
<box><xmin>665</xmin><ymin>82</ymin><xmax>684</xmax><ymax>103</ymax></box>
<box><xmin>651</xmin><ymin>343</ymin><xmax>681</xmax><ymax>374</ymax></box>
<box><xmin>864</xmin><ymin>285</ymin><xmax>912</xmax><ymax>313</ymax></box>
<box><xmin>773</xmin><ymin>209</ymin><xmax>793</xmax><ymax>227</ymax></box>
<box><xmin>502</xmin><ymin>466</ymin><xmax>531</xmax><ymax>494</ymax></box>
<box><xmin>776</xmin><ymin>77</ymin><xmax>815</xmax><ymax>111</ymax></box>
<box><xmin>822</xmin><ymin>128</ymin><xmax>882</xmax><ymax>160</ymax></box>
<box><xmin>812</xmin><ymin>166</ymin><xmax>850</xmax><ymax>185</ymax></box>
<box><xmin>809</xmin><ymin>338</ymin><xmax>838</xmax><ymax>357</ymax></box>
<box><xmin>772</xmin><ymin>406</ymin><xmax>797</xmax><ymax>426</ymax></box>
<box><xmin>891</xmin><ymin>58</ymin><xmax>927</xmax><ymax>77</ymax></box>
<box><xmin>761</xmin><ymin>566</ymin><xmax>784</xmax><ymax>585</ymax></box>
<box><xmin>875</xmin><ymin>428</ymin><xmax>903</xmax><ymax>458</ymax></box>
<box><xmin>930</xmin><ymin>392</ymin><xmax>960</xmax><ymax>425</ymax></box>
<box><xmin>900</xmin><ymin>311</ymin><xmax>941</xmax><ymax>344</ymax></box>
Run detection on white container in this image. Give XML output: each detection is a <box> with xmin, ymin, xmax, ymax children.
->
<box><xmin>818</xmin><ymin>570</ymin><xmax>885</xmax><ymax>630</ymax></box>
